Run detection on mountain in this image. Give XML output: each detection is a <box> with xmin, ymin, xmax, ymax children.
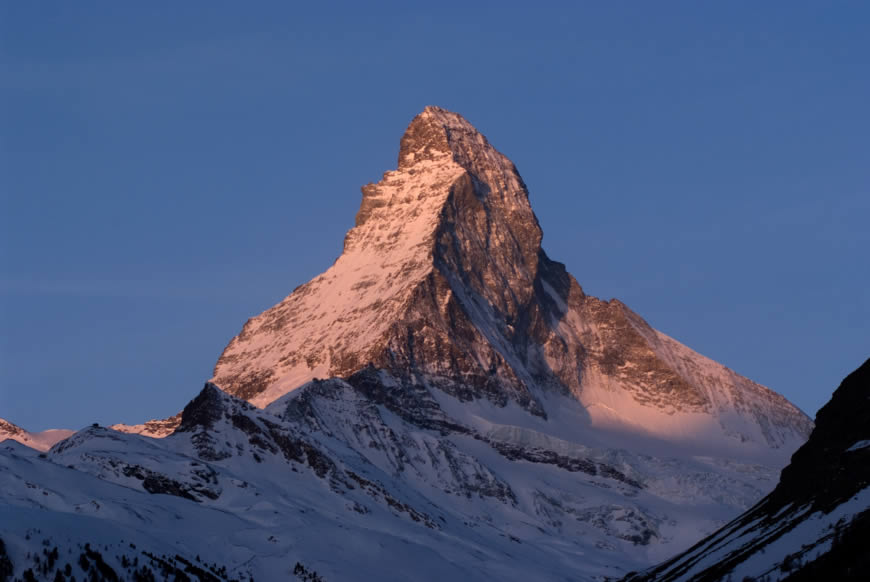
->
<box><xmin>0</xmin><ymin>418</ymin><xmax>73</xmax><ymax>452</ymax></box>
<box><xmin>0</xmin><ymin>107</ymin><xmax>815</xmax><ymax>581</ymax></box>
<box><xmin>0</xmin><ymin>380</ymin><xmax>799</xmax><ymax>582</ymax></box>
<box><xmin>622</xmin><ymin>357</ymin><xmax>870</xmax><ymax>582</ymax></box>
<box><xmin>213</xmin><ymin>105</ymin><xmax>810</xmax><ymax>454</ymax></box>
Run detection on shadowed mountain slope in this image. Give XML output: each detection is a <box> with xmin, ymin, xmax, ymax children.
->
<box><xmin>623</xmin><ymin>358</ymin><xmax>870</xmax><ymax>582</ymax></box>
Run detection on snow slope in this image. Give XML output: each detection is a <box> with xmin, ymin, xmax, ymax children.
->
<box><xmin>0</xmin><ymin>381</ymin><xmax>793</xmax><ymax>581</ymax></box>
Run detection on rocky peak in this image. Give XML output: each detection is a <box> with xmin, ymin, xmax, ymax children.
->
<box><xmin>177</xmin><ymin>382</ymin><xmax>252</xmax><ymax>432</ymax></box>
<box><xmin>396</xmin><ymin>106</ymin><xmax>455</xmax><ymax>170</ymax></box>
<box><xmin>397</xmin><ymin>106</ymin><xmax>526</xmax><ymax>187</ymax></box>
<box><xmin>356</xmin><ymin>106</ymin><xmax>543</xmax><ymax>311</ymax></box>
<box><xmin>211</xmin><ymin>108</ymin><xmax>811</xmax><ymax>454</ymax></box>
<box><xmin>353</xmin><ymin>106</ymin><xmax>540</xmax><ymax>266</ymax></box>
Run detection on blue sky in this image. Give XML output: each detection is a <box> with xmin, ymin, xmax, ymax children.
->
<box><xmin>2</xmin><ymin>2</ymin><xmax>867</xmax><ymax>430</ymax></box>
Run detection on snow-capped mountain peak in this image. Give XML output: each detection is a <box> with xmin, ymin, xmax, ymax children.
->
<box><xmin>212</xmin><ymin>106</ymin><xmax>811</xmax><ymax>454</ymax></box>
<box><xmin>0</xmin><ymin>107</ymin><xmax>822</xmax><ymax>582</ymax></box>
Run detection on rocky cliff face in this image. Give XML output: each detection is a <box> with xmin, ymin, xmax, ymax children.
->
<box><xmin>212</xmin><ymin>106</ymin><xmax>811</xmax><ymax>452</ymax></box>
<box><xmin>623</xmin><ymin>357</ymin><xmax>870</xmax><ymax>582</ymax></box>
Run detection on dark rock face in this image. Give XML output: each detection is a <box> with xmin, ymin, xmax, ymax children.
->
<box><xmin>178</xmin><ymin>382</ymin><xmax>249</xmax><ymax>432</ymax></box>
<box><xmin>0</xmin><ymin>538</ymin><xmax>13</xmax><ymax>582</ymax></box>
<box><xmin>622</xmin><ymin>358</ymin><xmax>870</xmax><ymax>582</ymax></box>
<box><xmin>773</xmin><ymin>358</ymin><xmax>870</xmax><ymax>512</ymax></box>
<box><xmin>122</xmin><ymin>464</ymin><xmax>219</xmax><ymax>501</ymax></box>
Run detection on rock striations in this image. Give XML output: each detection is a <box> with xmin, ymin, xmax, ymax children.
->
<box><xmin>213</xmin><ymin>106</ymin><xmax>811</xmax><ymax>453</ymax></box>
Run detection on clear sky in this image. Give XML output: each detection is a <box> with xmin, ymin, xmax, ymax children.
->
<box><xmin>2</xmin><ymin>2</ymin><xmax>868</xmax><ymax>431</ymax></box>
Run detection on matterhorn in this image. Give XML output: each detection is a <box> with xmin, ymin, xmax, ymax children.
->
<box><xmin>214</xmin><ymin>106</ymin><xmax>810</xmax><ymax>455</ymax></box>
<box><xmin>0</xmin><ymin>107</ymin><xmax>812</xmax><ymax>582</ymax></box>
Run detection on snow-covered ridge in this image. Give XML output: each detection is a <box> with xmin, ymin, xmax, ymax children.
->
<box><xmin>0</xmin><ymin>380</ymin><xmax>798</xmax><ymax>581</ymax></box>
<box><xmin>0</xmin><ymin>417</ymin><xmax>73</xmax><ymax>452</ymax></box>
<box><xmin>846</xmin><ymin>439</ymin><xmax>870</xmax><ymax>452</ymax></box>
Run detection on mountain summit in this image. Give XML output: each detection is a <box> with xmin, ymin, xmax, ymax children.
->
<box><xmin>212</xmin><ymin>106</ymin><xmax>811</xmax><ymax>453</ymax></box>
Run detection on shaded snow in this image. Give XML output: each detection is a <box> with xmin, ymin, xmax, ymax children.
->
<box><xmin>846</xmin><ymin>439</ymin><xmax>870</xmax><ymax>452</ymax></box>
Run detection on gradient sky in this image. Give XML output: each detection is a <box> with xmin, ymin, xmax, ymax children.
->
<box><xmin>2</xmin><ymin>2</ymin><xmax>868</xmax><ymax>431</ymax></box>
